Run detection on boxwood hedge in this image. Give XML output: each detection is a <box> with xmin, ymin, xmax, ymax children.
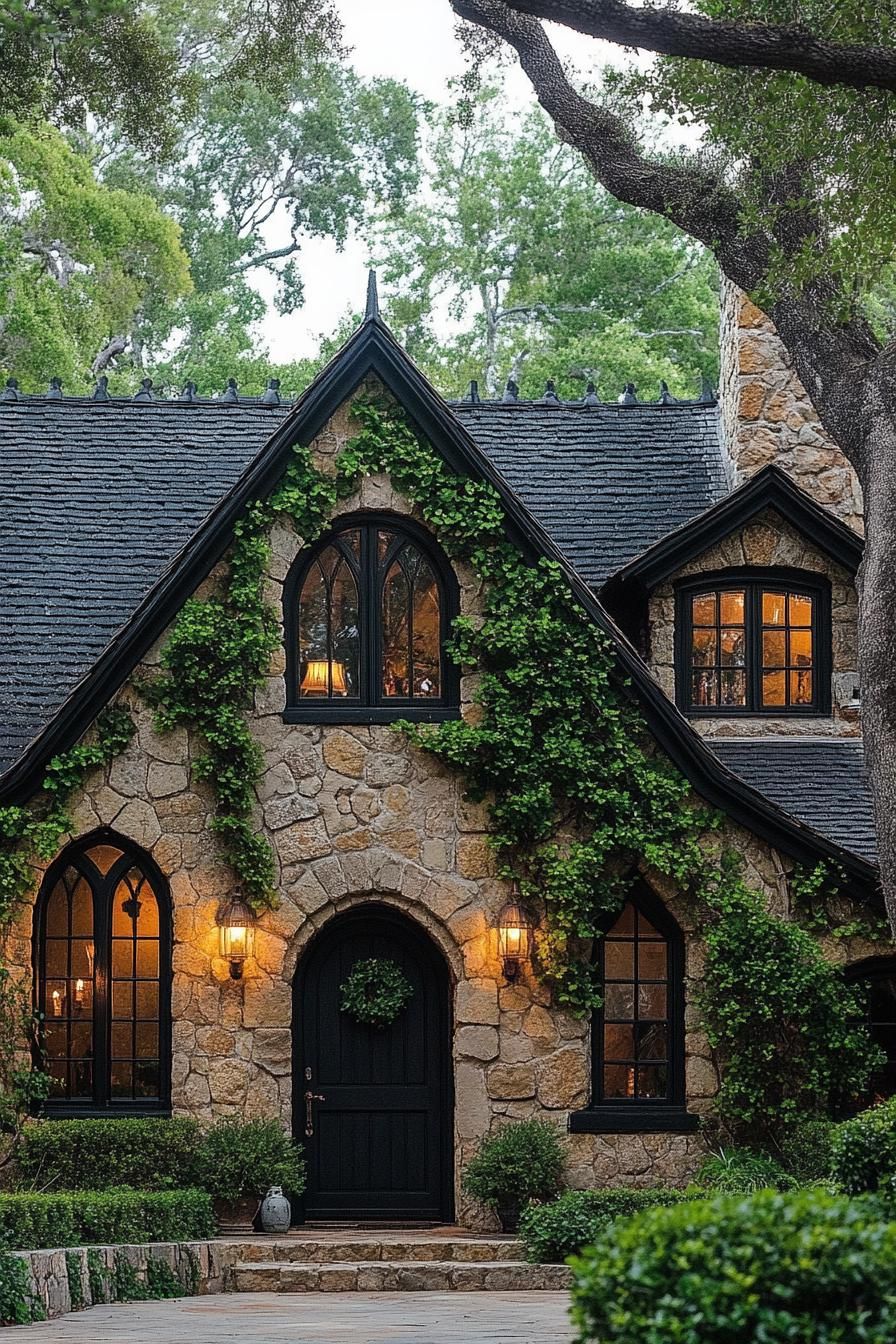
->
<box><xmin>570</xmin><ymin>1188</ymin><xmax>896</xmax><ymax>1343</ymax></box>
<box><xmin>829</xmin><ymin>1097</ymin><xmax>896</xmax><ymax>1194</ymax></box>
<box><xmin>0</xmin><ymin>1188</ymin><xmax>214</xmax><ymax>1251</ymax></box>
<box><xmin>519</xmin><ymin>1188</ymin><xmax>691</xmax><ymax>1263</ymax></box>
<box><xmin>17</xmin><ymin>1118</ymin><xmax>201</xmax><ymax>1192</ymax></box>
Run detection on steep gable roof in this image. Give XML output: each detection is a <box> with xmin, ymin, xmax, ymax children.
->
<box><xmin>613</xmin><ymin>463</ymin><xmax>864</xmax><ymax>589</ymax></box>
<box><xmin>0</xmin><ymin>306</ymin><xmax>878</xmax><ymax>887</ymax></box>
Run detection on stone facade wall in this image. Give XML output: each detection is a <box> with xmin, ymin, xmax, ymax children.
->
<box><xmin>647</xmin><ymin>507</ymin><xmax>860</xmax><ymax>736</ymax></box>
<box><xmin>5</xmin><ymin>389</ymin><xmax>872</xmax><ymax>1222</ymax></box>
<box><xmin>719</xmin><ymin>280</ymin><xmax>864</xmax><ymax>532</ymax></box>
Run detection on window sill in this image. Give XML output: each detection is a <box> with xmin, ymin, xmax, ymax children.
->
<box><xmin>283</xmin><ymin>706</ymin><xmax>462</xmax><ymax>725</ymax></box>
<box><xmin>568</xmin><ymin>1106</ymin><xmax>700</xmax><ymax>1135</ymax></box>
<box><xmin>39</xmin><ymin>1101</ymin><xmax>171</xmax><ymax>1120</ymax></box>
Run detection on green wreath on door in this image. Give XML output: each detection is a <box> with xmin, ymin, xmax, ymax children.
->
<box><xmin>339</xmin><ymin>957</ymin><xmax>415</xmax><ymax>1028</ymax></box>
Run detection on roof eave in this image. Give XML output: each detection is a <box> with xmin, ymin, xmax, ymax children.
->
<box><xmin>610</xmin><ymin>464</ymin><xmax>864</xmax><ymax>590</ymax></box>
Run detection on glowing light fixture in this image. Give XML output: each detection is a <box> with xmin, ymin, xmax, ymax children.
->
<box><xmin>300</xmin><ymin>659</ymin><xmax>348</xmax><ymax>697</ymax></box>
<box><xmin>496</xmin><ymin>897</ymin><xmax>532</xmax><ymax>983</ymax></box>
<box><xmin>216</xmin><ymin>897</ymin><xmax>256</xmax><ymax>979</ymax></box>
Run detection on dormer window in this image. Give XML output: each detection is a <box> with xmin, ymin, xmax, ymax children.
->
<box><xmin>284</xmin><ymin>514</ymin><xmax>460</xmax><ymax>723</ymax></box>
<box><xmin>675</xmin><ymin>570</ymin><xmax>830</xmax><ymax>715</ymax></box>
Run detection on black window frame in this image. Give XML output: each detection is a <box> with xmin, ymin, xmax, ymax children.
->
<box><xmin>284</xmin><ymin>511</ymin><xmax>461</xmax><ymax>724</ymax></box>
<box><xmin>33</xmin><ymin>829</ymin><xmax>172</xmax><ymax>1118</ymax></box>
<box><xmin>570</xmin><ymin>883</ymin><xmax>696</xmax><ymax>1134</ymax></box>
<box><xmin>845</xmin><ymin>955</ymin><xmax>896</xmax><ymax>1108</ymax></box>
<box><xmin>674</xmin><ymin>567</ymin><xmax>831</xmax><ymax>717</ymax></box>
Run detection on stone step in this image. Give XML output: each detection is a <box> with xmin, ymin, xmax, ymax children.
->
<box><xmin>232</xmin><ymin>1259</ymin><xmax>571</xmax><ymax>1293</ymax></box>
<box><xmin>230</xmin><ymin>1238</ymin><xmax>526</xmax><ymax>1265</ymax></box>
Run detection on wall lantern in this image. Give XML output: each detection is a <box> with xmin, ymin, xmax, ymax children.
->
<box><xmin>216</xmin><ymin>897</ymin><xmax>256</xmax><ymax>979</ymax></box>
<box><xmin>301</xmin><ymin>659</ymin><xmax>348</xmax><ymax>697</ymax></box>
<box><xmin>497</xmin><ymin>897</ymin><xmax>532</xmax><ymax>983</ymax></box>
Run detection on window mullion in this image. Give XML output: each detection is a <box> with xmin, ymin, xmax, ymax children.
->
<box><xmin>748</xmin><ymin>584</ymin><xmax>760</xmax><ymax>712</ymax></box>
<box><xmin>365</xmin><ymin>525</ymin><xmax>379</xmax><ymax>706</ymax></box>
<box><xmin>95</xmin><ymin>879</ymin><xmax>109</xmax><ymax>1106</ymax></box>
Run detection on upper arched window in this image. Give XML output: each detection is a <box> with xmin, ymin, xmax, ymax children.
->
<box><xmin>676</xmin><ymin>569</ymin><xmax>830</xmax><ymax>716</ymax></box>
<box><xmin>35</xmin><ymin>833</ymin><xmax>171</xmax><ymax>1114</ymax></box>
<box><xmin>285</xmin><ymin>515</ymin><xmax>459</xmax><ymax>721</ymax></box>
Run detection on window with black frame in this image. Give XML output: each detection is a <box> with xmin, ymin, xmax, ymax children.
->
<box><xmin>676</xmin><ymin>571</ymin><xmax>829</xmax><ymax>715</ymax></box>
<box><xmin>846</xmin><ymin>958</ymin><xmax>896</xmax><ymax>1105</ymax></box>
<box><xmin>35</xmin><ymin>835</ymin><xmax>170</xmax><ymax>1113</ymax></box>
<box><xmin>586</xmin><ymin>887</ymin><xmax>690</xmax><ymax>1128</ymax></box>
<box><xmin>285</xmin><ymin>515</ymin><xmax>459</xmax><ymax>720</ymax></box>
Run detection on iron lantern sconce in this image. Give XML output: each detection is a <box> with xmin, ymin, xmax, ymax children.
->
<box><xmin>497</xmin><ymin>897</ymin><xmax>533</xmax><ymax>983</ymax></box>
<box><xmin>216</xmin><ymin>896</ymin><xmax>256</xmax><ymax>979</ymax></box>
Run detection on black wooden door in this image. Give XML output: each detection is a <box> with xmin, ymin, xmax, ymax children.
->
<box><xmin>294</xmin><ymin>904</ymin><xmax>453</xmax><ymax>1222</ymax></box>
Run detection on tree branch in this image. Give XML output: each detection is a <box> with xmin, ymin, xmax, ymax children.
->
<box><xmin>453</xmin><ymin>0</ymin><xmax>771</xmax><ymax>289</ymax></box>
<box><xmin>91</xmin><ymin>333</ymin><xmax>129</xmax><ymax>376</ymax></box>
<box><xmin>496</xmin><ymin>0</ymin><xmax>896</xmax><ymax>94</ymax></box>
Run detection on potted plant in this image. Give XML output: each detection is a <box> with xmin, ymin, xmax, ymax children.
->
<box><xmin>196</xmin><ymin>1118</ymin><xmax>305</xmax><ymax>1233</ymax></box>
<box><xmin>462</xmin><ymin>1118</ymin><xmax>565</xmax><ymax>1232</ymax></box>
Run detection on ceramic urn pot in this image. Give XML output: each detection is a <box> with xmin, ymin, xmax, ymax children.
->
<box><xmin>260</xmin><ymin>1185</ymin><xmax>291</xmax><ymax>1233</ymax></box>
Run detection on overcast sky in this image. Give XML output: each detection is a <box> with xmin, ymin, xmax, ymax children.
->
<box><xmin>256</xmin><ymin>0</ymin><xmax>628</xmax><ymax>359</ymax></box>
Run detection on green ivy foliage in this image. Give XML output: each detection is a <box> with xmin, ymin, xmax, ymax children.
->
<box><xmin>335</xmin><ymin>397</ymin><xmax>881</xmax><ymax>1139</ymax></box>
<box><xmin>144</xmin><ymin>445</ymin><xmax>339</xmax><ymax>909</ymax></box>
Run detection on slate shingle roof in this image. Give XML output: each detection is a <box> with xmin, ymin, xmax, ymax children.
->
<box><xmin>451</xmin><ymin>403</ymin><xmax>729</xmax><ymax>588</ymax></box>
<box><xmin>0</xmin><ymin>395</ymin><xmax>727</xmax><ymax>776</ymax></box>
<box><xmin>0</xmin><ymin>399</ymin><xmax>289</xmax><ymax>776</ymax></box>
<box><xmin>709</xmin><ymin>737</ymin><xmax>877</xmax><ymax>863</ymax></box>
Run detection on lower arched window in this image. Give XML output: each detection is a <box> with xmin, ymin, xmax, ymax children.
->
<box><xmin>35</xmin><ymin>834</ymin><xmax>171</xmax><ymax>1113</ymax></box>
<box><xmin>571</xmin><ymin>885</ymin><xmax>694</xmax><ymax>1133</ymax></box>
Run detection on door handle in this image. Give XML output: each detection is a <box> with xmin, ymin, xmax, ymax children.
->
<box><xmin>304</xmin><ymin>1089</ymin><xmax>326</xmax><ymax>1136</ymax></box>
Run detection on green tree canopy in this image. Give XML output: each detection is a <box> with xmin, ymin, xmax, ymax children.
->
<box><xmin>374</xmin><ymin>91</ymin><xmax>719</xmax><ymax>401</ymax></box>
<box><xmin>99</xmin><ymin>66</ymin><xmax>419</xmax><ymax>391</ymax></box>
<box><xmin>0</xmin><ymin>122</ymin><xmax>191</xmax><ymax>389</ymax></box>
<box><xmin>0</xmin><ymin>0</ymin><xmax>344</xmax><ymax>156</ymax></box>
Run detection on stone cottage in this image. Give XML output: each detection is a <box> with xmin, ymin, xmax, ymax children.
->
<box><xmin>0</xmin><ymin>275</ymin><xmax>889</xmax><ymax>1224</ymax></box>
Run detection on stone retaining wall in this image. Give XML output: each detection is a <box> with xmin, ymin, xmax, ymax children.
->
<box><xmin>15</xmin><ymin>1240</ymin><xmax>227</xmax><ymax>1321</ymax></box>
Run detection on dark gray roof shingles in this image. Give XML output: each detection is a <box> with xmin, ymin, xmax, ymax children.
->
<box><xmin>0</xmin><ymin>399</ymin><xmax>290</xmax><ymax>776</ymax></box>
<box><xmin>709</xmin><ymin>737</ymin><xmax>876</xmax><ymax>863</ymax></box>
<box><xmin>452</xmin><ymin>402</ymin><xmax>729</xmax><ymax>589</ymax></box>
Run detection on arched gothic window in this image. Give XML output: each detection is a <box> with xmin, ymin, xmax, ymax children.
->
<box><xmin>35</xmin><ymin>834</ymin><xmax>171</xmax><ymax>1114</ymax></box>
<box><xmin>570</xmin><ymin>885</ymin><xmax>693</xmax><ymax>1134</ymax></box>
<box><xmin>285</xmin><ymin>515</ymin><xmax>459</xmax><ymax>720</ymax></box>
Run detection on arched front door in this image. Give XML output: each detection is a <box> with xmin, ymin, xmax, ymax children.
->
<box><xmin>294</xmin><ymin>903</ymin><xmax>454</xmax><ymax>1222</ymax></box>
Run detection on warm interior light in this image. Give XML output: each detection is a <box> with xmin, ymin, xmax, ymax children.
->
<box><xmin>300</xmin><ymin>659</ymin><xmax>348</xmax><ymax>696</ymax></box>
<box><xmin>216</xmin><ymin>897</ymin><xmax>256</xmax><ymax>979</ymax></box>
<box><xmin>497</xmin><ymin>898</ymin><xmax>531</xmax><ymax>982</ymax></box>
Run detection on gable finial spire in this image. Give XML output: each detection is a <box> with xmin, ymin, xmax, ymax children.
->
<box><xmin>365</xmin><ymin>269</ymin><xmax>380</xmax><ymax>321</ymax></box>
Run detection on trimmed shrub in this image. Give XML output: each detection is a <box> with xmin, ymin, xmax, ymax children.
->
<box><xmin>571</xmin><ymin>1188</ymin><xmax>896</xmax><ymax>1344</ymax></box>
<box><xmin>519</xmin><ymin>1187</ymin><xmax>691</xmax><ymax>1263</ymax></box>
<box><xmin>17</xmin><ymin>1117</ymin><xmax>201</xmax><ymax>1192</ymax></box>
<box><xmin>462</xmin><ymin>1120</ymin><xmax>564</xmax><ymax>1224</ymax></box>
<box><xmin>195</xmin><ymin>1119</ymin><xmax>305</xmax><ymax>1202</ymax></box>
<box><xmin>830</xmin><ymin>1097</ymin><xmax>896</xmax><ymax>1194</ymax></box>
<box><xmin>694</xmin><ymin>1146</ymin><xmax>795</xmax><ymax>1193</ymax></box>
<box><xmin>0</xmin><ymin>1249</ymin><xmax>44</xmax><ymax>1325</ymax></box>
<box><xmin>0</xmin><ymin>1188</ymin><xmax>214</xmax><ymax>1250</ymax></box>
<box><xmin>779</xmin><ymin>1116</ymin><xmax>835</xmax><ymax>1183</ymax></box>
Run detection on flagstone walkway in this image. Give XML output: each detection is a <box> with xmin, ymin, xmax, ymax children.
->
<box><xmin>12</xmin><ymin>1290</ymin><xmax>575</xmax><ymax>1343</ymax></box>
